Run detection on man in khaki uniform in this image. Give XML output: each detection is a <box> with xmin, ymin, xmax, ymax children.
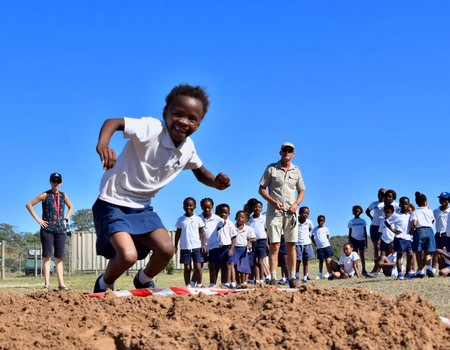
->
<box><xmin>259</xmin><ymin>142</ymin><xmax>305</xmax><ymax>288</ymax></box>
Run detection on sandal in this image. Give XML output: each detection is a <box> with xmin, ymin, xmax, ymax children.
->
<box><xmin>58</xmin><ymin>286</ymin><xmax>71</xmax><ymax>291</ymax></box>
<box><xmin>42</xmin><ymin>285</ymin><xmax>50</xmax><ymax>291</ymax></box>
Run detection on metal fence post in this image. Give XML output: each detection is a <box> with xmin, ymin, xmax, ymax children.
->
<box><xmin>1</xmin><ymin>240</ymin><xmax>5</xmax><ymax>279</ymax></box>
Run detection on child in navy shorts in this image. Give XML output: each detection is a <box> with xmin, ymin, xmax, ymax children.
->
<box><xmin>348</xmin><ymin>205</ymin><xmax>368</xmax><ymax>276</ymax></box>
<box><xmin>215</xmin><ymin>204</ymin><xmax>237</xmax><ymax>288</ymax></box>
<box><xmin>174</xmin><ymin>197</ymin><xmax>206</xmax><ymax>287</ymax></box>
<box><xmin>311</xmin><ymin>215</ymin><xmax>334</xmax><ymax>278</ymax></box>
<box><xmin>248</xmin><ymin>201</ymin><xmax>269</xmax><ymax>284</ymax></box>
<box><xmin>296</xmin><ymin>206</ymin><xmax>314</xmax><ymax>284</ymax></box>
<box><xmin>199</xmin><ymin>198</ymin><xmax>223</xmax><ymax>287</ymax></box>
<box><xmin>365</xmin><ymin>188</ymin><xmax>386</xmax><ymax>259</ymax></box>
<box><xmin>92</xmin><ymin>84</ymin><xmax>230</xmax><ymax>293</ymax></box>
<box><xmin>409</xmin><ymin>192</ymin><xmax>436</xmax><ymax>278</ymax></box>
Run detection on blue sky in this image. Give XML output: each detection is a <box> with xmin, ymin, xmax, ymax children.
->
<box><xmin>1</xmin><ymin>1</ymin><xmax>449</xmax><ymax>236</ymax></box>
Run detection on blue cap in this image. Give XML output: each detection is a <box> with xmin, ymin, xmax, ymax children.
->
<box><xmin>438</xmin><ymin>192</ymin><xmax>450</xmax><ymax>199</ymax></box>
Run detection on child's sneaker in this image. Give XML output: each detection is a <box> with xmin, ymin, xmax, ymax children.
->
<box><xmin>133</xmin><ymin>269</ymin><xmax>155</xmax><ymax>289</ymax></box>
<box><xmin>397</xmin><ymin>272</ymin><xmax>405</xmax><ymax>280</ymax></box>
<box><xmin>289</xmin><ymin>278</ymin><xmax>300</xmax><ymax>288</ymax></box>
<box><xmin>315</xmin><ymin>275</ymin><xmax>321</xmax><ymax>280</ymax></box>
<box><xmin>405</xmin><ymin>272</ymin><xmax>415</xmax><ymax>279</ymax></box>
<box><xmin>324</xmin><ymin>272</ymin><xmax>330</xmax><ymax>279</ymax></box>
<box><xmin>367</xmin><ymin>272</ymin><xmax>378</xmax><ymax>278</ymax></box>
<box><xmin>415</xmin><ymin>271</ymin><xmax>426</xmax><ymax>278</ymax></box>
<box><xmin>93</xmin><ymin>274</ymin><xmax>106</xmax><ymax>293</ymax></box>
<box><xmin>426</xmin><ymin>269</ymin><xmax>435</xmax><ymax>278</ymax></box>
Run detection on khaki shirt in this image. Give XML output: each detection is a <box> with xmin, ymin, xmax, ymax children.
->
<box><xmin>259</xmin><ymin>160</ymin><xmax>305</xmax><ymax>215</ymax></box>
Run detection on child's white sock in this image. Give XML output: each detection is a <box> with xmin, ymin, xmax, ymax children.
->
<box><xmin>230</xmin><ymin>282</ymin><xmax>237</xmax><ymax>288</ymax></box>
<box><xmin>280</xmin><ymin>277</ymin><xmax>287</xmax><ymax>283</ymax></box>
<box><xmin>99</xmin><ymin>276</ymin><xmax>114</xmax><ymax>291</ymax></box>
<box><xmin>271</xmin><ymin>272</ymin><xmax>277</xmax><ymax>280</ymax></box>
<box><xmin>222</xmin><ymin>282</ymin><xmax>230</xmax><ymax>287</ymax></box>
<box><xmin>197</xmin><ymin>284</ymin><xmax>202</xmax><ymax>287</ymax></box>
<box><xmin>302</xmin><ymin>276</ymin><xmax>307</xmax><ymax>282</ymax></box>
<box><xmin>138</xmin><ymin>270</ymin><xmax>154</xmax><ymax>284</ymax></box>
<box><xmin>432</xmin><ymin>268</ymin><xmax>436</xmax><ymax>274</ymax></box>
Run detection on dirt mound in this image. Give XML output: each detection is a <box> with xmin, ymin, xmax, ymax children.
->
<box><xmin>0</xmin><ymin>284</ymin><xmax>448</xmax><ymax>349</ymax></box>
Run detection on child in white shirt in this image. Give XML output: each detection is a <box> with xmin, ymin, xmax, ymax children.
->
<box><xmin>329</xmin><ymin>243</ymin><xmax>362</xmax><ymax>279</ymax></box>
<box><xmin>174</xmin><ymin>197</ymin><xmax>206</xmax><ymax>287</ymax></box>
<box><xmin>409</xmin><ymin>192</ymin><xmax>436</xmax><ymax>278</ymax></box>
<box><xmin>199</xmin><ymin>197</ymin><xmax>224</xmax><ymax>287</ymax></box>
<box><xmin>311</xmin><ymin>215</ymin><xmax>333</xmax><ymax>278</ymax></box>
<box><xmin>215</xmin><ymin>204</ymin><xmax>237</xmax><ymax>288</ymax></box>
<box><xmin>432</xmin><ymin>192</ymin><xmax>450</xmax><ymax>275</ymax></box>
<box><xmin>296</xmin><ymin>207</ymin><xmax>314</xmax><ymax>283</ymax></box>
<box><xmin>348</xmin><ymin>205</ymin><xmax>368</xmax><ymax>275</ymax></box>
<box><xmin>234</xmin><ymin>210</ymin><xmax>256</xmax><ymax>285</ymax></box>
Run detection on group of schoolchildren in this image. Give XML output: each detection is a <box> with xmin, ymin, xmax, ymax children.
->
<box><xmin>175</xmin><ymin>188</ymin><xmax>450</xmax><ymax>288</ymax></box>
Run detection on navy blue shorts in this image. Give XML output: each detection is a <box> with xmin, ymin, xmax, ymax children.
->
<box><xmin>180</xmin><ymin>248</ymin><xmax>204</xmax><ymax>264</ymax></box>
<box><xmin>296</xmin><ymin>244</ymin><xmax>315</xmax><ymax>261</ymax></box>
<box><xmin>316</xmin><ymin>246</ymin><xmax>333</xmax><ymax>260</ymax></box>
<box><xmin>446</xmin><ymin>236</ymin><xmax>450</xmax><ymax>252</ymax></box>
<box><xmin>380</xmin><ymin>239</ymin><xmax>392</xmax><ymax>253</ymax></box>
<box><xmin>370</xmin><ymin>225</ymin><xmax>381</xmax><ymax>242</ymax></box>
<box><xmin>393</xmin><ymin>237</ymin><xmax>412</xmax><ymax>253</ymax></box>
<box><xmin>435</xmin><ymin>232</ymin><xmax>447</xmax><ymax>250</ymax></box>
<box><xmin>218</xmin><ymin>245</ymin><xmax>234</xmax><ymax>264</ymax></box>
<box><xmin>350</xmin><ymin>237</ymin><xmax>366</xmax><ymax>251</ymax></box>
<box><xmin>413</xmin><ymin>227</ymin><xmax>436</xmax><ymax>252</ymax></box>
<box><xmin>92</xmin><ymin>199</ymin><xmax>165</xmax><ymax>260</ymax></box>
<box><xmin>40</xmin><ymin>229</ymin><xmax>66</xmax><ymax>259</ymax></box>
<box><xmin>253</xmin><ymin>239</ymin><xmax>268</xmax><ymax>258</ymax></box>
<box><xmin>279</xmin><ymin>234</ymin><xmax>287</xmax><ymax>255</ymax></box>
<box><xmin>208</xmin><ymin>248</ymin><xmax>221</xmax><ymax>264</ymax></box>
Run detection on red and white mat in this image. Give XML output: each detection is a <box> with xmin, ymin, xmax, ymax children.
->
<box><xmin>88</xmin><ymin>286</ymin><xmax>297</xmax><ymax>298</ymax></box>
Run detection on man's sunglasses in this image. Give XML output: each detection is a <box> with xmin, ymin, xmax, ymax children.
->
<box><xmin>51</xmin><ymin>179</ymin><xmax>62</xmax><ymax>184</ymax></box>
<box><xmin>281</xmin><ymin>148</ymin><xmax>294</xmax><ymax>153</ymax></box>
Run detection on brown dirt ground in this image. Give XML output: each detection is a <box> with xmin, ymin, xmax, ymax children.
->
<box><xmin>0</xmin><ymin>284</ymin><xmax>449</xmax><ymax>350</ymax></box>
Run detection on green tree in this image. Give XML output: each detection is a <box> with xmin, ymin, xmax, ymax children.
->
<box><xmin>70</xmin><ymin>209</ymin><xmax>95</xmax><ymax>231</ymax></box>
<box><xmin>0</xmin><ymin>223</ymin><xmax>22</xmax><ymax>243</ymax></box>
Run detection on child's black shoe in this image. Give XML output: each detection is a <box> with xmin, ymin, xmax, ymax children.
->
<box><xmin>133</xmin><ymin>269</ymin><xmax>156</xmax><ymax>289</ymax></box>
<box><xmin>93</xmin><ymin>274</ymin><xmax>106</xmax><ymax>293</ymax></box>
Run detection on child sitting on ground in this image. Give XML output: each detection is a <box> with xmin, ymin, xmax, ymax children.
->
<box><xmin>174</xmin><ymin>197</ymin><xmax>206</xmax><ymax>287</ymax></box>
<box><xmin>367</xmin><ymin>251</ymin><xmax>403</xmax><ymax>278</ymax></box>
<box><xmin>329</xmin><ymin>243</ymin><xmax>362</xmax><ymax>279</ymax></box>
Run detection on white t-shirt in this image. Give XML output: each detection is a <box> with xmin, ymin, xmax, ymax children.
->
<box><xmin>379</xmin><ymin>216</ymin><xmax>398</xmax><ymax>244</ymax></box>
<box><xmin>367</xmin><ymin>201</ymin><xmax>384</xmax><ymax>226</ymax></box>
<box><xmin>199</xmin><ymin>213</ymin><xmax>224</xmax><ymax>251</ymax></box>
<box><xmin>433</xmin><ymin>207</ymin><xmax>450</xmax><ymax>234</ymax></box>
<box><xmin>348</xmin><ymin>218</ymin><xmax>367</xmax><ymax>241</ymax></box>
<box><xmin>297</xmin><ymin>219</ymin><xmax>313</xmax><ymax>245</ymax></box>
<box><xmin>248</xmin><ymin>214</ymin><xmax>267</xmax><ymax>239</ymax></box>
<box><xmin>394</xmin><ymin>212</ymin><xmax>411</xmax><ymax>240</ymax></box>
<box><xmin>98</xmin><ymin>117</ymin><xmax>203</xmax><ymax>208</ymax></box>
<box><xmin>339</xmin><ymin>251</ymin><xmax>360</xmax><ymax>276</ymax></box>
<box><xmin>217</xmin><ymin>220</ymin><xmax>237</xmax><ymax>246</ymax></box>
<box><xmin>383</xmin><ymin>252</ymin><xmax>400</xmax><ymax>277</ymax></box>
<box><xmin>175</xmin><ymin>214</ymin><xmax>205</xmax><ymax>250</ymax></box>
<box><xmin>410</xmin><ymin>207</ymin><xmax>435</xmax><ymax>228</ymax></box>
<box><xmin>311</xmin><ymin>226</ymin><xmax>330</xmax><ymax>249</ymax></box>
<box><xmin>235</xmin><ymin>224</ymin><xmax>256</xmax><ymax>247</ymax></box>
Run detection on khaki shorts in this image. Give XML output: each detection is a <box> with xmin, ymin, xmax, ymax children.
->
<box><xmin>267</xmin><ymin>213</ymin><xmax>298</xmax><ymax>243</ymax></box>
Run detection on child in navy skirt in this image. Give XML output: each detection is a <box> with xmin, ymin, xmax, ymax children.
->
<box><xmin>234</xmin><ymin>211</ymin><xmax>256</xmax><ymax>285</ymax></box>
<box><xmin>92</xmin><ymin>84</ymin><xmax>230</xmax><ymax>293</ymax></box>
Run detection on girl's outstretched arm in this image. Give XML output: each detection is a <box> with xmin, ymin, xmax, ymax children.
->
<box><xmin>96</xmin><ymin>118</ymin><xmax>125</xmax><ymax>170</ymax></box>
<box><xmin>192</xmin><ymin>166</ymin><xmax>230</xmax><ymax>190</ymax></box>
